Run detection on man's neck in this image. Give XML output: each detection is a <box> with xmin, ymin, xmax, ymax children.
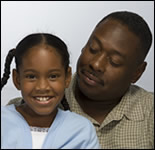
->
<box><xmin>74</xmin><ymin>84</ymin><xmax>121</xmax><ymax>124</ymax></box>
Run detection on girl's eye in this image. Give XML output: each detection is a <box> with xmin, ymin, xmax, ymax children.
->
<box><xmin>25</xmin><ymin>74</ymin><xmax>36</xmax><ymax>80</ymax></box>
<box><xmin>49</xmin><ymin>74</ymin><xmax>59</xmax><ymax>80</ymax></box>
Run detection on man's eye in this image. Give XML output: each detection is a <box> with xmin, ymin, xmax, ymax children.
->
<box><xmin>109</xmin><ymin>59</ymin><xmax>121</xmax><ymax>67</ymax></box>
<box><xmin>89</xmin><ymin>47</ymin><xmax>98</xmax><ymax>54</ymax></box>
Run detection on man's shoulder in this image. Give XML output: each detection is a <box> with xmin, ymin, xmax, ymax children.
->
<box><xmin>130</xmin><ymin>84</ymin><xmax>154</xmax><ymax>100</ymax></box>
<box><xmin>129</xmin><ymin>84</ymin><xmax>154</xmax><ymax>112</ymax></box>
<box><xmin>7</xmin><ymin>97</ymin><xmax>23</xmax><ymax>106</ymax></box>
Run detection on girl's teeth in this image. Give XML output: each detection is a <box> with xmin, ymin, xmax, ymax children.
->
<box><xmin>35</xmin><ymin>97</ymin><xmax>50</xmax><ymax>101</ymax></box>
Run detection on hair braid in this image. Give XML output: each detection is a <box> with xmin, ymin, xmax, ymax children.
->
<box><xmin>61</xmin><ymin>95</ymin><xmax>70</xmax><ymax>111</ymax></box>
<box><xmin>1</xmin><ymin>49</ymin><xmax>15</xmax><ymax>90</ymax></box>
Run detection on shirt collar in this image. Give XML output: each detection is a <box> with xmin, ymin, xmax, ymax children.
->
<box><xmin>118</xmin><ymin>85</ymin><xmax>145</xmax><ymax>121</ymax></box>
<box><xmin>66</xmin><ymin>73</ymin><xmax>144</xmax><ymax>126</ymax></box>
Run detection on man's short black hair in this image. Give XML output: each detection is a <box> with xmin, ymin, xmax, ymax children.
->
<box><xmin>97</xmin><ymin>11</ymin><xmax>152</xmax><ymax>62</ymax></box>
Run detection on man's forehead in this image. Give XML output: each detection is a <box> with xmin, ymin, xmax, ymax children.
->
<box><xmin>88</xmin><ymin>21</ymin><xmax>141</xmax><ymax>62</ymax></box>
<box><xmin>92</xmin><ymin>19</ymin><xmax>139</xmax><ymax>47</ymax></box>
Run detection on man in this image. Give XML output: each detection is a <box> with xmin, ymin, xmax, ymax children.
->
<box><xmin>7</xmin><ymin>11</ymin><xmax>154</xmax><ymax>149</ymax></box>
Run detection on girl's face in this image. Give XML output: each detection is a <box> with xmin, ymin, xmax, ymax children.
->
<box><xmin>13</xmin><ymin>44</ymin><xmax>71</xmax><ymax>116</ymax></box>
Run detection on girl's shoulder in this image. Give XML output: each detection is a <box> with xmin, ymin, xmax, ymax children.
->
<box><xmin>1</xmin><ymin>104</ymin><xmax>16</xmax><ymax>114</ymax></box>
<box><xmin>57</xmin><ymin>108</ymin><xmax>94</xmax><ymax>130</ymax></box>
<box><xmin>48</xmin><ymin>109</ymin><xmax>100</xmax><ymax>149</ymax></box>
<box><xmin>1</xmin><ymin>104</ymin><xmax>25</xmax><ymax>124</ymax></box>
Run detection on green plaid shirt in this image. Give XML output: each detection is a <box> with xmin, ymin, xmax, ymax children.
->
<box><xmin>7</xmin><ymin>73</ymin><xmax>154</xmax><ymax>149</ymax></box>
<box><xmin>65</xmin><ymin>73</ymin><xmax>154</xmax><ymax>149</ymax></box>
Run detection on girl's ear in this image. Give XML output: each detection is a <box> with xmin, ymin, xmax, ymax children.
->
<box><xmin>12</xmin><ymin>69</ymin><xmax>21</xmax><ymax>90</ymax></box>
<box><xmin>131</xmin><ymin>62</ymin><xmax>147</xmax><ymax>83</ymax></box>
<box><xmin>65</xmin><ymin>67</ymin><xmax>72</xmax><ymax>88</ymax></box>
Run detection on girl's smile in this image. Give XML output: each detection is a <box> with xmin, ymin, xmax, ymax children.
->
<box><xmin>13</xmin><ymin>44</ymin><xmax>71</xmax><ymax>126</ymax></box>
<box><xmin>32</xmin><ymin>96</ymin><xmax>56</xmax><ymax>105</ymax></box>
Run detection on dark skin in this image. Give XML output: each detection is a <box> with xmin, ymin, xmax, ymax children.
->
<box><xmin>16</xmin><ymin>104</ymin><xmax>57</xmax><ymax>127</ymax></box>
<box><xmin>75</xmin><ymin>19</ymin><xmax>146</xmax><ymax>124</ymax></box>
<box><xmin>13</xmin><ymin>45</ymin><xmax>71</xmax><ymax>127</ymax></box>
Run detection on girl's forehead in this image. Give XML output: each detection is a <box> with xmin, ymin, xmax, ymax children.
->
<box><xmin>24</xmin><ymin>44</ymin><xmax>60</xmax><ymax>57</ymax></box>
<box><xmin>21</xmin><ymin>47</ymin><xmax>64</xmax><ymax>71</ymax></box>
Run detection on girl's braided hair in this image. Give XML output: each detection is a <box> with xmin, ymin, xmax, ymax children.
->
<box><xmin>1</xmin><ymin>49</ymin><xmax>15</xmax><ymax>90</ymax></box>
<box><xmin>1</xmin><ymin>33</ymin><xmax>71</xmax><ymax>111</ymax></box>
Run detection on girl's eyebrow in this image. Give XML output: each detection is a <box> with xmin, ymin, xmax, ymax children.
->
<box><xmin>23</xmin><ymin>69</ymin><xmax>61</xmax><ymax>73</ymax></box>
<box><xmin>23</xmin><ymin>69</ymin><xmax>37</xmax><ymax>73</ymax></box>
<box><xmin>48</xmin><ymin>69</ymin><xmax>61</xmax><ymax>73</ymax></box>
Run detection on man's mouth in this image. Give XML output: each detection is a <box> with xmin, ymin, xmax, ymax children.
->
<box><xmin>81</xmin><ymin>70</ymin><xmax>104</xmax><ymax>86</ymax></box>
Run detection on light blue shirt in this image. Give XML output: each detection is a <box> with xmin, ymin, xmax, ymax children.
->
<box><xmin>1</xmin><ymin>104</ymin><xmax>100</xmax><ymax>149</ymax></box>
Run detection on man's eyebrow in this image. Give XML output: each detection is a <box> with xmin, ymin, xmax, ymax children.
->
<box><xmin>93</xmin><ymin>35</ymin><xmax>126</xmax><ymax>59</ymax></box>
<box><xmin>110</xmin><ymin>49</ymin><xmax>126</xmax><ymax>59</ymax></box>
<box><xmin>93</xmin><ymin>36</ymin><xmax>103</xmax><ymax>49</ymax></box>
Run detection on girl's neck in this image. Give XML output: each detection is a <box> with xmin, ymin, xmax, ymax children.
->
<box><xmin>16</xmin><ymin>104</ymin><xmax>57</xmax><ymax>128</ymax></box>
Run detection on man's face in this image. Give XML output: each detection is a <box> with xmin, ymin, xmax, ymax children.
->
<box><xmin>77</xmin><ymin>19</ymin><xmax>142</xmax><ymax>101</ymax></box>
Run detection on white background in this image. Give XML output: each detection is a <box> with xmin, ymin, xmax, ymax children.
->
<box><xmin>1</xmin><ymin>1</ymin><xmax>154</xmax><ymax>106</ymax></box>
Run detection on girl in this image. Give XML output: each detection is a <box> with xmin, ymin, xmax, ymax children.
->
<box><xmin>1</xmin><ymin>33</ymin><xmax>100</xmax><ymax>149</ymax></box>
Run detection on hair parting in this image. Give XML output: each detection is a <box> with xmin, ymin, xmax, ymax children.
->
<box><xmin>1</xmin><ymin>33</ymin><xmax>71</xmax><ymax>111</ymax></box>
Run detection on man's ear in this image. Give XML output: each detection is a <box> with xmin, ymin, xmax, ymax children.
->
<box><xmin>131</xmin><ymin>62</ymin><xmax>147</xmax><ymax>83</ymax></box>
<box><xmin>65</xmin><ymin>67</ymin><xmax>72</xmax><ymax>88</ymax></box>
<box><xmin>12</xmin><ymin>69</ymin><xmax>21</xmax><ymax>90</ymax></box>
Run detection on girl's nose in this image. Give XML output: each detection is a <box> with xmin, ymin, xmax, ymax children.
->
<box><xmin>89</xmin><ymin>53</ymin><xmax>107</xmax><ymax>73</ymax></box>
<box><xmin>35</xmin><ymin>78</ymin><xmax>50</xmax><ymax>92</ymax></box>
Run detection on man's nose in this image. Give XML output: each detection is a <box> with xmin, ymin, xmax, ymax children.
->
<box><xmin>89</xmin><ymin>53</ymin><xmax>107</xmax><ymax>73</ymax></box>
